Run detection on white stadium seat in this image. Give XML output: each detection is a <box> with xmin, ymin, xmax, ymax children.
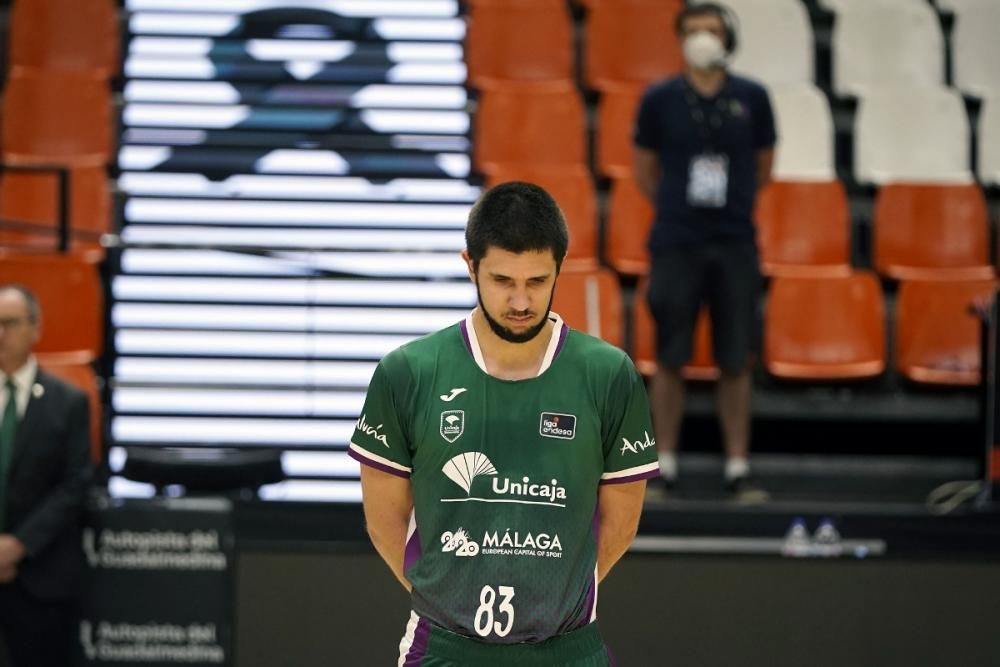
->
<box><xmin>723</xmin><ymin>0</ymin><xmax>813</xmax><ymax>86</ymax></box>
<box><xmin>854</xmin><ymin>86</ymin><xmax>971</xmax><ymax>185</ymax></box>
<box><xmin>979</xmin><ymin>94</ymin><xmax>1000</xmax><ymax>186</ymax></box>
<box><xmin>820</xmin><ymin>0</ymin><xmax>924</xmax><ymax>12</ymax></box>
<box><xmin>770</xmin><ymin>83</ymin><xmax>835</xmax><ymax>181</ymax></box>
<box><xmin>833</xmin><ymin>2</ymin><xmax>944</xmax><ymax>97</ymax></box>
<box><xmin>936</xmin><ymin>0</ymin><xmax>988</xmax><ymax>11</ymax></box>
<box><xmin>952</xmin><ymin>0</ymin><xmax>1000</xmax><ymax>98</ymax></box>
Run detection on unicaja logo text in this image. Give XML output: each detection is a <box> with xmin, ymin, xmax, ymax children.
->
<box><xmin>492</xmin><ymin>476</ymin><xmax>567</xmax><ymax>504</ymax></box>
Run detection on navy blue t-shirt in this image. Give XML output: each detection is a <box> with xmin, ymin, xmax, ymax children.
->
<box><xmin>633</xmin><ymin>74</ymin><xmax>777</xmax><ymax>252</ymax></box>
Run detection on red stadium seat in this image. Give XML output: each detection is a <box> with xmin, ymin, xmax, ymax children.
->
<box><xmin>466</xmin><ymin>1</ymin><xmax>574</xmax><ymax>87</ymax></box>
<box><xmin>584</xmin><ymin>0</ymin><xmax>684</xmax><ymax>91</ymax></box>
<box><xmin>633</xmin><ymin>278</ymin><xmax>719</xmax><ymax>380</ymax></box>
<box><xmin>0</xmin><ymin>167</ymin><xmax>110</xmax><ymax>260</ymax></box>
<box><xmin>754</xmin><ymin>180</ymin><xmax>852</xmax><ymax>277</ymax></box>
<box><xmin>895</xmin><ymin>277</ymin><xmax>996</xmax><ymax>386</ymax></box>
<box><xmin>0</xmin><ymin>252</ymin><xmax>103</xmax><ymax>360</ymax></box>
<box><xmin>2</xmin><ymin>70</ymin><xmax>113</xmax><ymax>167</ymax></box>
<box><xmin>873</xmin><ymin>183</ymin><xmax>993</xmax><ymax>280</ymax></box>
<box><xmin>486</xmin><ymin>165</ymin><xmax>598</xmax><ymax>269</ymax></box>
<box><xmin>765</xmin><ymin>272</ymin><xmax>886</xmax><ymax>380</ymax></box>
<box><xmin>606</xmin><ymin>177</ymin><xmax>654</xmax><ymax>276</ymax></box>
<box><xmin>552</xmin><ymin>267</ymin><xmax>624</xmax><ymax>348</ymax></box>
<box><xmin>596</xmin><ymin>85</ymin><xmax>646</xmax><ymax>179</ymax></box>
<box><xmin>10</xmin><ymin>0</ymin><xmax>119</xmax><ymax>78</ymax></box>
<box><xmin>473</xmin><ymin>82</ymin><xmax>587</xmax><ymax>174</ymax></box>
<box><xmin>37</xmin><ymin>355</ymin><xmax>103</xmax><ymax>462</ymax></box>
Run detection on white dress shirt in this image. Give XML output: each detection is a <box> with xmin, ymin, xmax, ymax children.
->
<box><xmin>0</xmin><ymin>356</ymin><xmax>39</xmax><ymax>421</ymax></box>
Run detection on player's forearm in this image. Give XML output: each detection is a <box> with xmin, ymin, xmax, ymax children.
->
<box><xmin>596</xmin><ymin>479</ymin><xmax>646</xmax><ymax>583</ymax></box>
<box><xmin>360</xmin><ymin>465</ymin><xmax>415</xmax><ymax>592</ymax></box>
<box><xmin>596</xmin><ymin>520</ymin><xmax>639</xmax><ymax>583</ymax></box>
<box><xmin>368</xmin><ymin>524</ymin><xmax>413</xmax><ymax>592</ymax></box>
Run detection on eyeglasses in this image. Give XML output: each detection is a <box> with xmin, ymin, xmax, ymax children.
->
<box><xmin>0</xmin><ymin>317</ymin><xmax>29</xmax><ymax>330</ymax></box>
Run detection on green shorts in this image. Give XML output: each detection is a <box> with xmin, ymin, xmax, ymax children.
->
<box><xmin>398</xmin><ymin>613</ymin><xmax>613</xmax><ymax>667</ymax></box>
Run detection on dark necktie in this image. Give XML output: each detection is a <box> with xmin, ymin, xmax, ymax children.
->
<box><xmin>0</xmin><ymin>379</ymin><xmax>17</xmax><ymax>532</ymax></box>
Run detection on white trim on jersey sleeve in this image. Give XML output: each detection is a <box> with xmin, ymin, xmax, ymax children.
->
<box><xmin>349</xmin><ymin>442</ymin><xmax>413</xmax><ymax>475</ymax></box>
<box><xmin>601</xmin><ymin>461</ymin><xmax>660</xmax><ymax>481</ymax></box>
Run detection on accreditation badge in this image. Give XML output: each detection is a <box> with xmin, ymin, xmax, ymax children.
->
<box><xmin>687</xmin><ymin>153</ymin><xmax>729</xmax><ymax>208</ymax></box>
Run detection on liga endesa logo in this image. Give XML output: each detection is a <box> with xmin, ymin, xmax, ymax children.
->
<box><xmin>539</xmin><ymin>412</ymin><xmax>576</xmax><ymax>440</ymax></box>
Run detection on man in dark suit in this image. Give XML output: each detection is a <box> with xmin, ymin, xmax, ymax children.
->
<box><xmin>0</xmin><ymin>285</ymin><xmax>93</xmax><ymax>667</ymax></box>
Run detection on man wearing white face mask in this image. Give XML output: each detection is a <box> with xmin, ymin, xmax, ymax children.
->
<box><xmin>633</xmin><ymin>2</ymin><xmax>776</xmax><ymax>502</ymax></box>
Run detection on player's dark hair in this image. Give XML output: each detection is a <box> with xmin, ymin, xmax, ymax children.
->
<box><xmin>675</xmin><ymin>2</ymin><xmax>737</xmax><ymax>53</ymax></box>
<box><xmin>465</xmin><ymin>181</ymin><xmax>569</xmax><ymax>272</ymax></box>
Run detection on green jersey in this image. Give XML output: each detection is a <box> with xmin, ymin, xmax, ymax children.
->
<box><xmin>349</xmin><ymin>312</ymin><xmax>658</xmax><ymax>650</ymax></box>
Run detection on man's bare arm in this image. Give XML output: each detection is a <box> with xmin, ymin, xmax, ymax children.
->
<box><xmin>634</xmin><ymin>146</ymin><xmax>662</xmax><ymax>203</ymax></box>
<box><xmin>756</xmin><ymin>147</ymin><xmax>774</xmax><ymax>189</ymax></box>
<box><xmin>596</xmin><ymin>480</ymin><xmax>647</xmax><ymax>583</ymax></box>
<box><xmin>360</xmin><ymin>464</ymin><xmax>414</xmax><ymax>592</ymax></box>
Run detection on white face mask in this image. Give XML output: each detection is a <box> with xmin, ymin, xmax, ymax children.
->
<box><xmin>683</xmin><ymin>31</ymin><xmax>726</xmax><ymax>70</ymax></box>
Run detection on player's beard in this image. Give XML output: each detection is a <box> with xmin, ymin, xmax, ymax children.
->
<box><xmin>475</xmin><ymin>277</ymin><xmax>554</xmax><ymax>344</ymax></box>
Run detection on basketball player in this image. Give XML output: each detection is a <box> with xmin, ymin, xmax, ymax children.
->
<box><xmin>350</xmin><ymin>182</ymin><xmax>659</xmax><ymax>665</ymax></box>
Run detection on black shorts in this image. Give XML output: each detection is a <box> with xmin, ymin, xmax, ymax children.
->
<box><xmin>646</xmin><ymin>242</ymin><xmax>762</xmax><ymax>374</ymax></box>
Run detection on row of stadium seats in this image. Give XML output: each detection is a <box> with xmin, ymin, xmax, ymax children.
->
<box><xmin>466</xmin><ymin>0</ymin><xmax>1000</xmax><ymax>98</ymax></box>
<box><xmin>483</xmin><ymin>167</ymin><xmax>996</xmax><ymax>282</ymax></box>
<box><xmin>553</xmin><ymin>266</ymin><xmax>993</xmax><ymax>387</ymax></box>
<box><xmin>0</xmin><ymin>0</ymin><xmax>117</xmax><ymax>256</ymax></box>
<box><xmin>13</xmin><ymin>245</ymin><xmax>987</xmax><ymax>390</ymax></box>
<box><xmin>816</xmin><ymin>0</ymin><xmax>996</xmax><ymax>98</ymax></box>
<box><xmin>466</xmin><ymin>0</ymin><xmax>679</xmax><ymax>92</ymax></box>
<box><xmin>473</xmin><ymin>81</ymin><xmax>1000</xmax><ymax>186</ymax></box>
<box><xmin>7</xmin><ymin>0</ymin><xmax>119</xmax><ymax>77</ymax></box>
<box><xmin>0</xmin><ymin>70</ymin><xmax>113</xmax><ymax>257</ymax></box>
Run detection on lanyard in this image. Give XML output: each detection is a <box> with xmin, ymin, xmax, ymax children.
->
<box><xmin>683</xmin><ymin>84</ymin><xmax>730</xmax><ymax>151</ymax></box>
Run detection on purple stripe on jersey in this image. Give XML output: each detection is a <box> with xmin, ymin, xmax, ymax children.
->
<box><xmin>404</xmin><ymin>525</ymin><xmax>422</xmax><ymax>572</ymax></box>
<box><xmin>348</xmin><ymin>447</ymin><xmax>411</xmax><ymax>479</ymax></box>
<box><xmin>599</xmin><ymin>467</ymin><xmax>661</xmax><ymax>485</ymax></box>
<box><xmin>403</xmin><ymin>616</ymin><xmax>431</xmax><ymax>666</ymax></box>
<box><xmin>553</xmin><ymin>321</ymin><xmax>569</xmax><ymax>359</ymax></box>
<box><xmin>459</xmin><ymin>319</ymin><xmax>473</xmax><ymax>356</ymax></box>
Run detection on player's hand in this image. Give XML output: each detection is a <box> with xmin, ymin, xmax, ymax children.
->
<box><xmin>0</xmin><ymin>534</ymin><xmax>27</xmax><ymax>568</ymax></box>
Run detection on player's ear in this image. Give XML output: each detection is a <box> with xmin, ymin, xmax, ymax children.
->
<box><xmin>460</xmin><ymin>249</ymin><xmax>476</xmax><ymax>281</ymax></box>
